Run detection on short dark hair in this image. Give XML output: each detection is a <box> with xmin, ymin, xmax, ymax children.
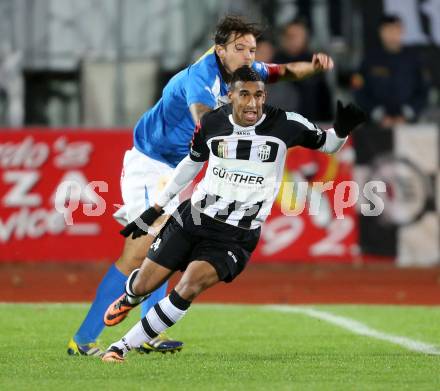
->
<box><xmin>230</xmin><ymin>66</ymin><xmax>263</xmax><ymax>89</ymax></box>
<box><xmin>379</xmin><ymin>14</ymin><xmax>402</xmax><ymax>27</ymax></box>
<box><xmin>214</xmin><ymin>15</ymin><xmax>262</xmax><ymax>45</ymax></box>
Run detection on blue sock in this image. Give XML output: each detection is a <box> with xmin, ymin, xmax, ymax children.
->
<box><xmin>141</xmin><ymin>281</ymin><xmax>169</xmax><ymax>318</ymax></box>
<box><xmin>74</xmin><ymin>264</ymin><xmax>127</xmax><ymax>345</ymax></box>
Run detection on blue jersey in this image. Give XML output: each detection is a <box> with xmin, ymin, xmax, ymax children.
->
<box><xmin>133</xmin><ymin>49</ymin><xmax>273</xmax><ymax>168</ymax></box>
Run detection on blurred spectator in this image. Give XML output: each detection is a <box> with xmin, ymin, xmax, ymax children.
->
<box><xmin>352</xmin><ymin>15</ymin><xmax>429</xmax><ymax>128</ymax></box>
<box><xmin>255</xmin><ymin>35</ymin><xmax>275</xmax><ymax>63</ymax></box>
<box><xmin>267</xmin><ymin>18</ymin><xmax>333</xmax><ymax>122</ymax></box>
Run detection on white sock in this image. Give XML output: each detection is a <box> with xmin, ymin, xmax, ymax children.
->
<box><xmin>112</xmin><ymin>322</ymin><xmax>149</xmax><ymax>355</ymax></box>
<box><xmin>120</xmin><ymin>289</ymin><xmax>191</xmax><ymax>349</ymax></box>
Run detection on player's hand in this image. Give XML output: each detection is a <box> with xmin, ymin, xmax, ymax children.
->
<box><xmin>334</xmin><ymin>100</ymin><xmax>367</xmax><ymax>138</ymax></box>
<box><xmin>312</xmin><ymin>53</ymin><xmax>334</xmax><ymax>72</ymax></box>
<box><xmin>120</xmin><ymin>207</ymin><xmax>164</xmax><ymax>239</ymax></box>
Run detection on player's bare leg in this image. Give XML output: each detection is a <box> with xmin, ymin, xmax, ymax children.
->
<box><xmin>115</xmin><ymin>215</ymin><xmax>168</xmax><ymax>274</ymax></box>
<box><xmin>102</xmin><ymin>260</ymin><xmax>219</xmax><ymax>362</ymax></box>
<box><xmin>173</xmin><ymin>260</ymin><xmax>220</xmax><ymax>301</ymax></box>
<box><xmin>68</xmin><ymin>215</ymin><xmax>182</xmax><ymax>356</ymax></box>
<box><xmin>67</xmin><ymin>230</ymin><xmax>153</xmax><ymax>357</ymax></box>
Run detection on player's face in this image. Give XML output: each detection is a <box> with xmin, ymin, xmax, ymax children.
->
<box><xmin>216</xmin><ymin>33</ymin><xmax>257</xmax><ymax>74</ymax></box>
<box><xmin>229</xmin><ymin>81</ymin><xmax>266</xmax><ymax>126</ymax></box>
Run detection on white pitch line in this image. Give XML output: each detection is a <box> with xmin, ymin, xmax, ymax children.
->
<box><xmin>267</xmin><ymin>305</ymin><xmax>440</xmax><ymax>356</ymax></box>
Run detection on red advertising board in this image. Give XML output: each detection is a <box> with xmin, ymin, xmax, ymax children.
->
<box><xmin>0</xmin><ymin>130</ymin><xmax>131</xmax><ymax>262</ymax></box>
<box><xmin>1</xmin><ymin>130</ymin><xmax>358</xmax><ymax>263</ymax></box>
<box><xmin>252</xmin><ymin>143</ymin><xmax>359</xmax><ymax>262</ymax></box>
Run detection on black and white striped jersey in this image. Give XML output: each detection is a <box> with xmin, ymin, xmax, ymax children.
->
<box><xmin>189</xmin><ymin>104</ymin><xmax>326</xmax><ymax>229</ymax></box>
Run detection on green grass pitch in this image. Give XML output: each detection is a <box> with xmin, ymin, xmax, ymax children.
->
<box><xmin>1</xmin><ymin>303</ymin><xmax>440</xmax><ymax>390</ymax></box>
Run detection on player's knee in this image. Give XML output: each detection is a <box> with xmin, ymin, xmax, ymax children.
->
<box><xmin>174</xmin><ymin>280</ymin><xmax>206</xmax><ymax>301</ymax></box>
<box><xmin>175</xmin><ymin>273</ymin><xmax>216</xmax><ymax>301</ymax></box>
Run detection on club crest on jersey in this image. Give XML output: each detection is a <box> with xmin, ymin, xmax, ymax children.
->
<box><xmin>257</xmin><ymin>144</ymin><xmax>271</xmax><ymax>161</ymax></box>
<box><xmin>217</xmin><ymin>141</ymin><xmax>228</xmax><ymax>158</ymax></box>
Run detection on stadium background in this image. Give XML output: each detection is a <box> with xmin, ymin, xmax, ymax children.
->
<box><xmin>1</xmin><ymin>0</ymin><xmax>440</xmax><ymax>305</ymax></box>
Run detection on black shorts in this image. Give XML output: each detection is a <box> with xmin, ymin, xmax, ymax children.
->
<box><xmin>147</xmin><ymin>200</ymin><xmax>260</xmax><ymax>283</ymax></box>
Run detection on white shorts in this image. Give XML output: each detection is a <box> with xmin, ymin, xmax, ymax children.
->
<box><xmin>113</xmin><ymin>147</ymin><xmax>180</xmax><ymax>227</ymax></box>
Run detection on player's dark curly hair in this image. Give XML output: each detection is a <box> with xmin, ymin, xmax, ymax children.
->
<box><xmin>230</xmin><ymin>66</ymin><xmax>262</xmax><ymax>88</ymax></box>
<box><xmin>214</xmin><ymin>15</ymin><xmax>262</xmax><ymax>45</ymax></box>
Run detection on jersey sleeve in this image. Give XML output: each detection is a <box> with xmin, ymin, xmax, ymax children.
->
<box><xmin>185</xmin><ymin>66</ymin><xmax>217</xmax><ymax>108</ymax></box>
<box><xmin>283</xmin><ymin>111</ymin><xmax>327</xmax><ymax>149</ymax></box>
<box><xmin>189</xmin><ymin>120</ymin><xmax>210</xmax><ymax>162</ymax></box>
<box><xmin>252</xmin><ymin>61</ymin><xmax>282</xmax><ymax>83</ymax></box>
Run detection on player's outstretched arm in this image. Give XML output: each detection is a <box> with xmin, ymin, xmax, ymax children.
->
<box><xmin>155</xmin><ymin>156</ymin><xmax>205</xmax><ymax>209</ymax></box>
<box><xmin>333</xmin><ymin>100</ymin><xmax>366</xmax><ymax>138</ymax></box>
<box><xmin>289</xmin><ymin>101</ymin><xmax>366</xmax><ymax>154</ymax></box>
<box><xmin>277</xmin><ymin>52</ymin><xmax>334</xmax><ymax>81</ymax></box>
<box><xmin>318</xmin><ymin>100</ymin><xmax>366</xmax><ymax>154</ymax></box>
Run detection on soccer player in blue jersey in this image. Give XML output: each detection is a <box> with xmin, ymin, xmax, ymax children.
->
<box><xmin>67</xmin><ymin>15</ymin><xmax>334</xmax><ymax>357</ymax></box>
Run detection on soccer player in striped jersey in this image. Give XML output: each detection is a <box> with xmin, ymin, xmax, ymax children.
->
<box><xmin>68</xmin><ymin>15</ymin><xmax>334</xmax><ymax>357</ymax></box>
<box><xmin>101</xmin><ymin>66</ymin><xmax>366</xmax><ymax>362</ymax></box>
